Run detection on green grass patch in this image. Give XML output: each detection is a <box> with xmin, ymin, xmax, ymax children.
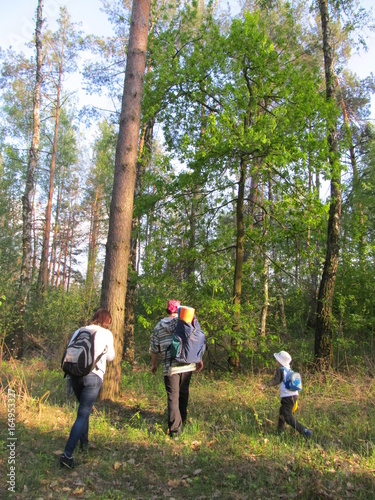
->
<box><xmin>1</xmin><ymin>359</ymin><xmax>374</xmax><ymax>499</ymax></box>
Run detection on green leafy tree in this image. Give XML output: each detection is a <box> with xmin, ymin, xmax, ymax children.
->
<box><xmin>0</xmin><ymin>44</ymin><xmax>37</xmax><ymax>357</ymax></box>
<box><xmin>313</xmin><ymin>0</ymin><xmax>372</xmax><ymax>366</ymax></box>
<box><xmin>147</xmin><ymin>8</ymin><xmax>328</xmax><ymax>364</ymax></box>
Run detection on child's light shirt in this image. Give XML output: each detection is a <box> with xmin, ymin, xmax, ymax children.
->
<box><xmin>267</xmin><ymin>366</ymin><xmax>299</xmax><ymax>398</ymax></box>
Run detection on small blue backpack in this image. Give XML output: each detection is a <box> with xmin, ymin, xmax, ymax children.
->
<box><xmin>283</xmin><ymin>367</ymin><xmax>302</xmax><ymax>392</ymax></box>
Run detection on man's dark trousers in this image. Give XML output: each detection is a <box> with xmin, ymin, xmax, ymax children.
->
<box><xmin>164</xmin><ymin>371</ymin><xmax>192</xmax><ymax>437</ymax></box>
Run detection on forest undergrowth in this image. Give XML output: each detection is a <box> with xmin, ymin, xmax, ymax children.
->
<box><xmin>0</xmin><ymin>356</ymin><xmax>374</xmax><ymax>499</ymax></box>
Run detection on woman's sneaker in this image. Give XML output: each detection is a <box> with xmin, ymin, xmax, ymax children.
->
<box><xmin>60</xmin><ymin>453</ymin><xmax>75</xmax><ymax>469</ymax></box>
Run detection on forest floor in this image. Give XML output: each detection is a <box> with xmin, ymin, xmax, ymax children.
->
<box><xmin>0</xmin><ymin>357</ymin><xmax>374</xmax><ymax>499</ymax></box>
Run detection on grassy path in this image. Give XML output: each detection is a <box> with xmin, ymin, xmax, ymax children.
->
<box><xmin>1</xmin><ymin>360</ymin><xmax>374</xmax><ymax>499</ymax></box>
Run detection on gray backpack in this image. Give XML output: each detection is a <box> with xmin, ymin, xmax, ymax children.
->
<box><xmin>61</xmin><ymin>329</ymin><xmax>106</xmax><ymax>377</ymax></box>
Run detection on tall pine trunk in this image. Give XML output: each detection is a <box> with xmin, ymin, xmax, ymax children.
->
<box><xmin>315</xmin><ymin>0</ymin><xmax>341</xmax><ymax>366</ymax></box>
<box><xmin>20</xmin><ymin>0</ymin><xmax>43</xmax><ymax>296</ymax></box>
<box><xmin>38</xmin><ymin>25</ymin><xmax>66</xmax><ymax>291</ymax></box>
<box><xmin>7</xmin><ymin>0</ymin><xmax>44</xmax><ymax>359</ymax></box>
<box><xmin>100</xmin><ymin>0</ymin><xmax>151</xmax><ymax>400</ymax></box>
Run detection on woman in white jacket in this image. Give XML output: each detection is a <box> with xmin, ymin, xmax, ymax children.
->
<box><xmin>60</xmin><ymin>308</ymin><xmax>115</xmax><ymax>469</ymax></box>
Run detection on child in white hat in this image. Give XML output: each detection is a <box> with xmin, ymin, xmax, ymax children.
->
<box><xmin>259</xmin><ymin>351</ymin><xmax>312</xmax><ymax>439</ymax></box>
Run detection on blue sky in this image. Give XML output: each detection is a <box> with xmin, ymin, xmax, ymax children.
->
<box><xmin>1</xmin><ymin>0</ymin><xmax>374</xmax><ymax>119</ymax></box>
<box><xmin>1</xmin><ymin>0</ymin><xmax>112</xmax><ymax>51</ymax></box>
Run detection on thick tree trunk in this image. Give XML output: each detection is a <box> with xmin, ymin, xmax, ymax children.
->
<box><xmin>100</xmin><ymin>0</ymin><xmax>151</xmax><ymax>400</ymax></box>
<box><xmin>315</xmin><ymin>0</ymin><xmax>341</xmax><ymax>366</ymax></box>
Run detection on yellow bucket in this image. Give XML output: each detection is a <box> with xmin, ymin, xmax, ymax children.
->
<box><xmin>178</xmin><ymin>306</ymin><xmax>195</xmax><ymax>324</ymax></box>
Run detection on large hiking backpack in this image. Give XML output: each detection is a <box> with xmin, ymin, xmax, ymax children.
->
<box><xmin>282</xmin><ymin>367</ymin><xmax>302</xmax><ymax>392</ymax></box>
<box><xmin>169</xmin><ymin>317</ymin><xmax>206</xmax><ymax>364</ymax></box>
<box><xmin>61</xmin><ymin>329</ymin><xmax>106</xmax><ymax>377</ymax></box>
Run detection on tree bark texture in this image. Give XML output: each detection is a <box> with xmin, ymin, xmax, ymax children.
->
<box><xmin>315</xmin><ymin>0</ymin><xmax>341</xmax><ymax>366</ymax></box>
<box><xmin>8</xmin><ymin>0</ymin><xmax>44</xmax><ymax>359</ymax></box>
<box><xmin>100</xmin><ymin>0</ymin><xmax>151</xmax><ymax>399</ymax></box>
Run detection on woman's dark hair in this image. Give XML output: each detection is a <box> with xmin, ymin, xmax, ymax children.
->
<box><xmin>90</xmin><ymin>308</ymin><xmax>112</xmax><ymax>329</ymax></box>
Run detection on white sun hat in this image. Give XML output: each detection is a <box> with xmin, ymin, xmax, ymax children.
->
<box><xmin>274</xmin><ymin>351</ymin><xmax>292</xmax><ymax>368</ymax></box>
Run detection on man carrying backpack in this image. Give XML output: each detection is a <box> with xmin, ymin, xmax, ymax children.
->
<box><xmin>259</xmin><ymin>351</ymin><xmax>312</xmax><ymax>439</ymax></box>
<box><xmin>60</xmin><ymin>308</ymin><xmax>115</xmax><ymax>469</ymax></box>
<box><xmin>150</xmin><ymin>300</ymin><xmax>203</xmax><ymax>439</ymax></box>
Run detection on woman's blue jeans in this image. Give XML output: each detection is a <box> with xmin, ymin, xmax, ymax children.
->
<box><xmin>64</xmin><ymin>373</ymin><xmax>102</xmax><ymax>457</ymax></box>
